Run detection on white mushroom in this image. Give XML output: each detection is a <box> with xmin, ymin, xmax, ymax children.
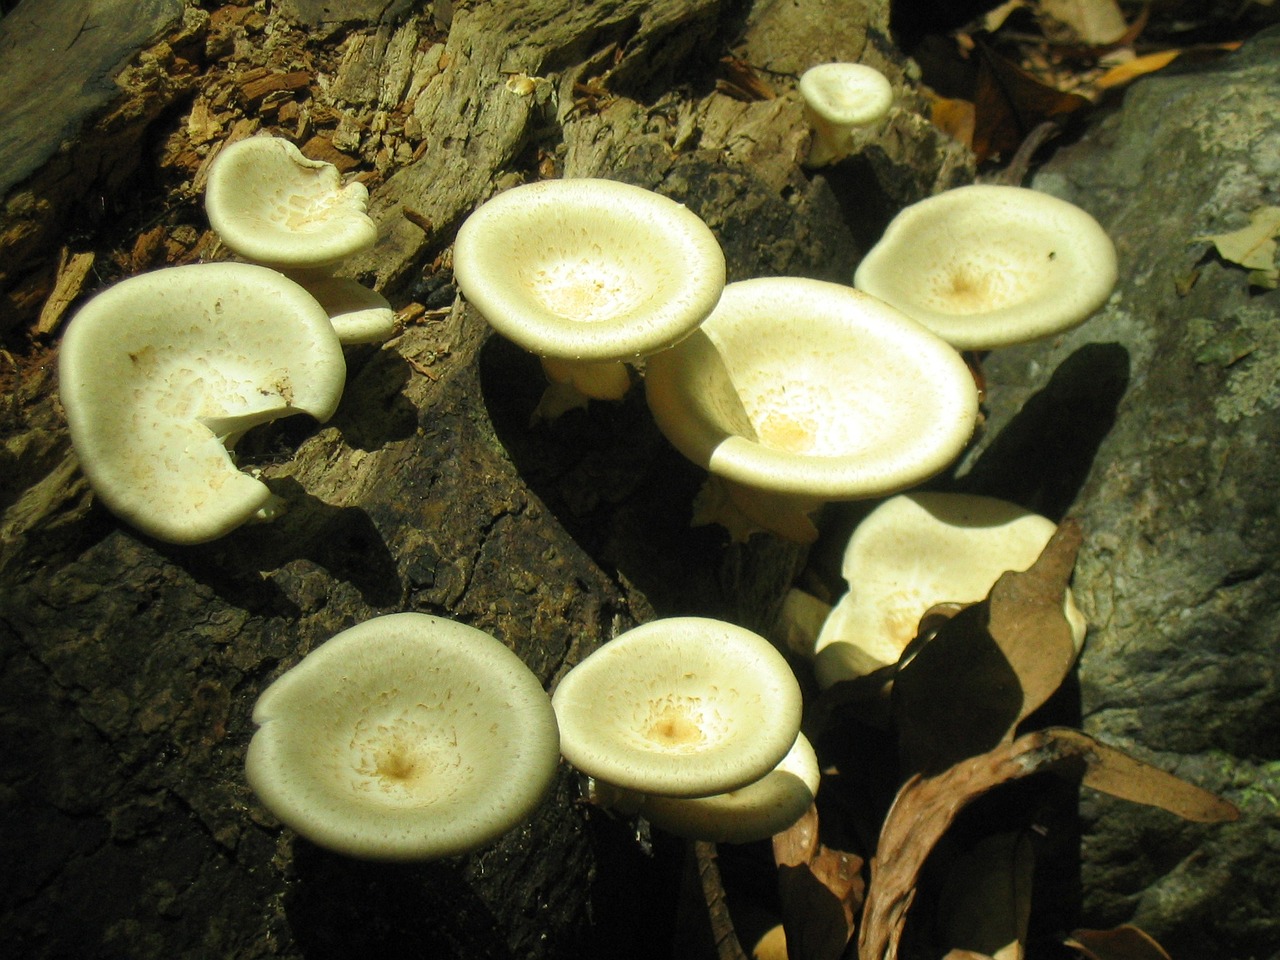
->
<box><xmin>798</xmin><ymin>63</ymin><xmax>894</xmax><ymax>168</ymax></box>
<box><xmin>58</xmin><ymin>262</ymin><xmax>346</xmax><ymax>544</ymax></box>
<box><xmin>853</xmin><ymin>184</ymin><xmax>1118</xmax><ymax>350</ymax></box>
<box><xmin>452</xmin><ymin>178</ymin><xmax>725</xmax><ymax>416</ymax></box>
<box><xmin>640</xmin><ymin>732</ymin><xmax>820</xmax><ymax>843</ymax></box>
<box><xmin>245</xmin><ymin>612</ymin><xmax>561</xmax><ymax>862</ymax></box>
<box><xmin>644</xmin><ymin>277</ymin><xmax>980</xmax><ymax>542</ymax></box>
<box><xmin>814</xmin><ymin>492</ymin><xmax>1088</xmax><ymax>687</ymax></box>
<box><xmin>551</xmin><ymin>617</ymin><xmax>803</xmax><ymax>802</ymax></box>
<box><xmin>205</xmin><ymin>135</ymin><xmax>377</xmax><ymax>276</ymax></box>
<box><xmin>305</xmin><ymin>276</ymin><xmax>397</xmax><ymax>345</ymax></box>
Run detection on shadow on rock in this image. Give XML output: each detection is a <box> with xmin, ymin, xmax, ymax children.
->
<box><xmin>957</xmin><ymin>341</ymin><xmax>1131</xmax><ymax>520</ymax></box>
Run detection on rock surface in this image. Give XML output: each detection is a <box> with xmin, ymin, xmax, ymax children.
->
<box><xmin>961</xmin><ymin>27</ymin><xmax>1280</xmax><ymax>958</ymax></box>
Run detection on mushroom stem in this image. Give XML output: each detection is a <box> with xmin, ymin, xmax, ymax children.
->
<box><xmin>693</xmin><ymin>475</ymin><xmax>823</xmax><ymax>544</ymax></box>
<box><xmin>533</xmin><ymin>357</ymin><xmax>633</xmax><ymax>421</ymax></box>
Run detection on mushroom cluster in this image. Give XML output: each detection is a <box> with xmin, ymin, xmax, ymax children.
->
<box><xmin>551</xmin><ymin>617</ymin><xmax>815</xmax><ymax>843</ymax></box>
<box><xmin>57</xmin><ymin>135</ymin><xmax>406</xmax><ymax>543</ymax></box>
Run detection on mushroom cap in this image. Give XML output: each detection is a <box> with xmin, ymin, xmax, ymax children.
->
<box><xmin>205</xmin><ymin>135</ymin><xmax>378</xmax><ymax>272</ymax></box>
<box><xmin>813</xmin><ymin>492</ymin><xmax>1087</xmax><ymax>686</ymax></box>
<box><xmin>798</xmin><ymin>63</ymin><xmax>893</xmax><ymax>127</ymax></box>
<box><xmin>452</xmin><ymin>178</ymin><xmax>726</xmax><ymax>363</ymax></box>
<box><xmin>551</xmin><ymin>617</ymin><xmax>803</xmax><ymax>798</ymax></box>
<box><xmin>644</xmin><ymin>277</ymin><xmax>979</xmax><ymax>501</ymax></box>
<box><xmin>58</xmin><ymin>262</ymin><xmax>346</xmax><ymax>544</ymax></box>
<box><xmin>853</xmin><ymin>185</ymin><xmax>1118</xmax><ymax>350</ymax></box>
<box><xmin>304</xmin><ymin>276</ymin><xmax>396</xmax><ymax>344</ymax></box>
<box><xmin>245</xmin><ymin>612</ymin><xmax>560</xmax><ymax>862</ymax></box>
<box><xmin>640</xmin><ymin>732</ymin><xmax>820</xmax><ymax>843</ymax></box>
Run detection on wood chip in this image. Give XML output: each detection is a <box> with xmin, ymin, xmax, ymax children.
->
<box><xmin>35</xmin><ymin>250</ymin><xmax>96</xmax><ymax>337</ymax></box>
<box><xmin>241</xmin><ymin>70</ymin><xmax>311</xmax><ymax>106</ymax></box>
<box><xmin>301</xmin><ymin>135</ymin><xmax>359</xmax><ymax>171</ymax></box>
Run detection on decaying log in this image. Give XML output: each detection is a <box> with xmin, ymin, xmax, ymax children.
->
<box><xmin>0</xmin><ymin>1</ymin><xmax>969</xmax><ymax>957</ymax></box>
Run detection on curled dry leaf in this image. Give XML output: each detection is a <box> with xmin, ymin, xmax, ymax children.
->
<box><xmin>893</xmin><ymin>520</ymin><xmax>1084</xmax><ymax>777</ymax></box>
<box><xmin>936</xmin><ymin>830</ymin><xmax>1034</xmax><ymax>960</ymax></box>
<box><xmin>857</xmin><ymin>727</ymin><xmax>1238</xmax><ymax>960</ymax></box>
<box><xmin>1065</xmin><ymin>923</ymin><xmax>1173</xmax><ymax>960</ymax></box>
<box><xmin>773</xmin><ymin>803</ymin><xmax>867</xmax><ymax>960</ymax></box>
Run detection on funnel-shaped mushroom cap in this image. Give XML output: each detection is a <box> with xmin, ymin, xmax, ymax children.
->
<box><xmin>814</xmin><ymin>492</ymin><xmax>1087</xmax><ymax>686</ymax></box>
<box><xmin>551</xmin><ymin>617</ymin><xmax>802</xmax><ymax>798</ymax></box>
<box><xmin>645</xmin><ymin>278</ymin><xmax>979</xmax><ymax>501</ymax></box>
<box><xmin>853</xmin><ymin>185</ymin><xmax>1118</xmax><ymax>350</ymax></box>
<box><xmin>452</xmin><ymin>178</ymin><xmax>726</xmax><ymax>363</ymax></box>
<box><xmin>205</xmin><ymin>136</ymin><xmax>377</xmax><ymax>272</ymax></box>
<box><xmin>245</xmin><ymin>613</ymin><xmax>560</xmax><ymax>862</ymax></box>
<box><xmin>640</xmin><ymin>732</ymin><xmax>820</xmax><ymax>843</ymax></box>
<box><xmin>58</xmin><ymin>263</ymin><xmax>346</xmax><ymax>544</ymax></box>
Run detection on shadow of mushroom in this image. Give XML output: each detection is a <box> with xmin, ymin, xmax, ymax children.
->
<box><xmin>476</xmin><ymin>333</ymin><xmax>800</xmax><ymax>631</ymax></box>
<box><xmin>954</xmin><ymin>341</ymin><xmax>1131</xmax><ymax>519</ymax></box>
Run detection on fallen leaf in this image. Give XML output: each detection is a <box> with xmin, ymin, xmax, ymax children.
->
<box><xmin>1196</xmin><ymin>205</ymin><xmax>1280</xmax><ymax>288</ymax></box>
<box><xmin>774</xmin><ymin>804</ymin><xmax>866</xmax><ymax>960</ymax></box>
<box><xmin>1065</xmin><ymin>924</ymin><xmax>1173</xmax><ymax>960</ymax></box>
<box><xmin>936</xmin><ymin>831</ymin><xmax>1034</xmax><ymax>960</ymax></box>
<box><xmin>893</xmin><ymin>521</ymin><xmax>1084</xmax><ymax>777</ymax></box>
<box><xmin>1047</xmin><ymin>729</ymin><xmax>1241</xmax><ymax>823</ymax></box>
<box><xmin>857</xmin><ymin>728</ymin><xmax>1237</xmax><ymax>960</ymax></box>
<box><xmin>971</xmin><ymin>40</ymin><xmax>1091</xmax><ymax>163</ymax></box>
<box><xmin>1095</xmin><ymin>42</ymin><xmax>1241</xmax><ymax>92</ymax></box>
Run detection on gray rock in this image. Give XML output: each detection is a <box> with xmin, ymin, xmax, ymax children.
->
<box><xmin>960</xmin><ymin>27</ymin><xmax>1280</xmax><ymax>959</ymax></box>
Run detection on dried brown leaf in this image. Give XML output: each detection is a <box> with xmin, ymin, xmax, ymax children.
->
<box><xmin>936</xmin><ymin>831</ymin><xmax>1033</xmax><ymax>960</ymax></box>
<box><xmin>858</xmin><ymin>728</ymin><xmax>1237</xmax><ymax>960</ymax></box>
<box><xmin>1047</xmin><ymin>729</ymin><xmax>1241</xmax><ymax>823</ymax></box>
<box><xmin>773</xmin><ymin>804</ymin><xmax>866</xmax><ymax>960</ymax></box>
<box><xmin>1065</xmin><ymin>924</ymin><xmax>1173</xmax><ymax>960</ymax></box>
<box><xmin>893</xmin><ymin>521</ymin><xmax>1083</xmax><ymax>776</ymax></box>
<box><xmin>971</xmin><ymin>40</ymin><xmax>1091</xmax><ymax>163</ymax></box>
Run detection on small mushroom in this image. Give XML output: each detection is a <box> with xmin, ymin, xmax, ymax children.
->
<box><xmin>798</xmin><ymin>63</ymin><xmax>894</xmax><ymax>168</ymax></box>
<box><xmin>814</xmin><ymin>492</ymin><xmax>1088</xmax><ymax>687</ymax></box>
<box><xmin>452</xmin><ymin>178</ymin><xmax>725</xmax><ymax>417</ymax></box>
<box><xmin>58</xmin><ymin>262</ymin><xmax>346</xmax><ymax>544</ymax></box>
<box><xmin>205</xmin><ymin>135</ymin><xmax>377</xmax><ymax>276</ymax></box>
<box><xmin>640</xmin><ymin>732</ymin><xmax>820</xmax><ymax>843</ymax></box>
<box><xmin>245</xmin><ymin>613</ymin><xmax>560</xmax><ymax>862</ymax></box>
<box><xmin>644</xmin><ymin>277</ymin><xmax>980</xmax><ymax>542</ymax></box>
<box><xmin>853</xmin><ymin>184</ymin><xmax>1118</xmax><ymax>350</ymax></box>
<box><xmin>551</xmin><ymin>617</ymin><xmax>803</xmax><ymax>803</ymax></box>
